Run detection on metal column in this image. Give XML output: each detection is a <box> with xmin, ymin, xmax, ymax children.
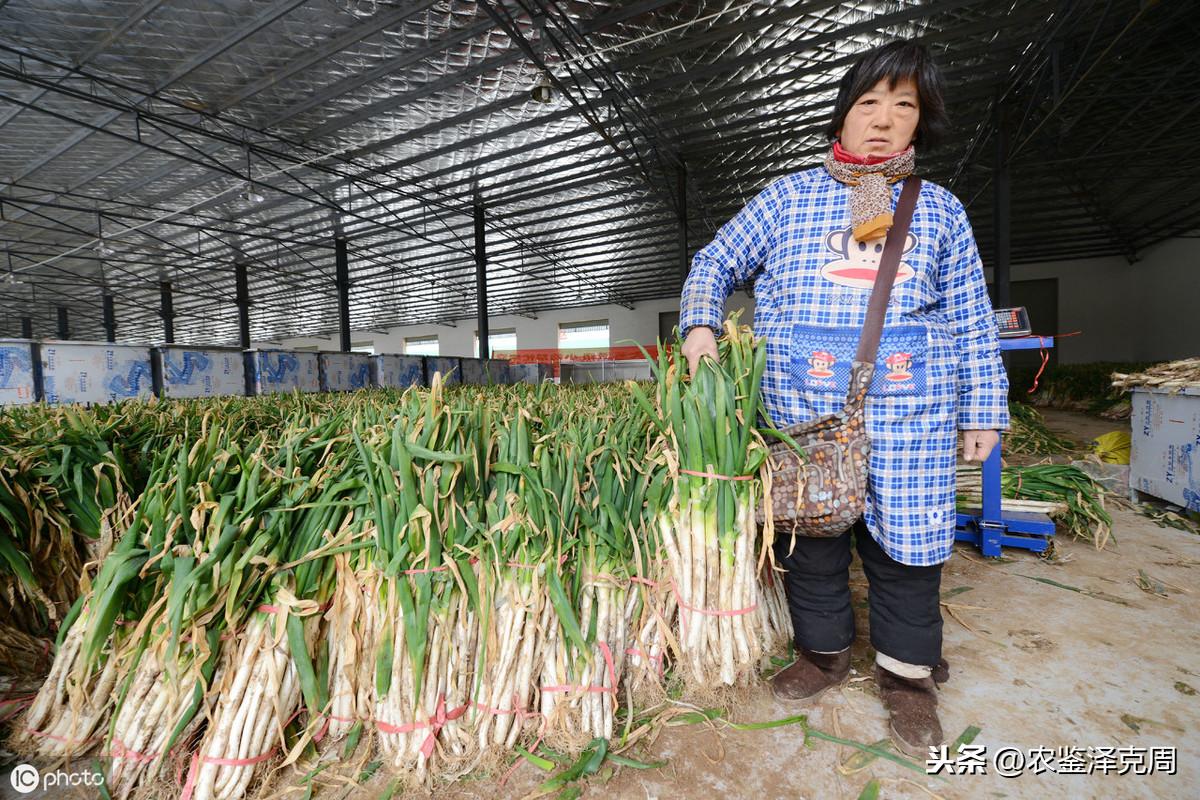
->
<box><xmin>677</xmin><ymin>163</ymin><xmax>689</xmax><ymax>284</ymax></box>
<box><xmin>993</xmin><ymin>103</ymin><xmax>1012</xmax><ymax>310</ymax></box>
<box><xmin>56</xmin><ymin>306</ymin><xmax>69</xmax><ymax>339</ymax></box>
<box><xmin>474</xmin><ymin>203</ymin><xmax>489</xmax><ymax>359</ymax></box>
<box><xmin>102</xmin><ymin>294</ymin><xmax>117</xmax><ymax>343</ymax></box>
<box><xmin>20</xmin><ymin>316</ymin><xmax>32</xmax><ymax>339</ymax></box>
<box><xmin>335</xmin><ymin>238</ymin><xmax>351</xmax><ymax>353</ymax></box>
<box><xmin>235</xmin><ymin>260</ymin><xmax>252</xmax><ymax>350</ymax></box>
<box><xmin>159</xmin><ymin>280</ymin><xmax>175</xmax><ymax>343</ymax></box>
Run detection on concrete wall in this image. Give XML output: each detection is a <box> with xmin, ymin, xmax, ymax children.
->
<box><xmin>270</xmin><ymin>236</ymin><xmax>1197</xmax><ymax>365</ymax></box>
<box><xmin>1126</xmin><ymin>237</ymin><xmax>1200</xmax><ymax>362</ymax></box>
<box><xmin>994</xmin><ymin>255</ymin><xmax>1139</xmax><ymax>363</ymax></box>
<box><xmin>995</xmin><ymin>236</ymin><xmax>1199</xmax><ymax>364</ymax></box>
<box><xmin>267</xmin><ymin>292</ymin><xmax>754</xmax><ymax>357</ymax></box>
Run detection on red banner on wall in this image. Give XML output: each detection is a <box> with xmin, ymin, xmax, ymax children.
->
<box><xmin>503</xmin><ymin>344</ymin><xmax>660</xmax><ymax>366</ymax></box>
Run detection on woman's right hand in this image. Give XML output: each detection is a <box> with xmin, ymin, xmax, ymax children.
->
<box><xmin>681</xmin><ymin>326</ymin><xmax>718</xmax><ymax>374</ymax></box>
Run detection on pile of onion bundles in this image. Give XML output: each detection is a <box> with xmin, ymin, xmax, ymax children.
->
<box><xmin>7</xmin><ymin>323</ymin><xmax>789</xmax><ymax>799</ymax></box>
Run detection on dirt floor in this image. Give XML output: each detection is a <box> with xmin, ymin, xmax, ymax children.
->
<box><xmin>3</xmin><ymin>410</ymin><xmax>1197</xmax><ymax>800</ymax></box>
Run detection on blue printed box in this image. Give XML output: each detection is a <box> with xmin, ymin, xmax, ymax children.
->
<box><xmin>40</xmin><ymin>341</ymin><xmax>153</xmax><ymax>405</ymax></box>
<box><xmin>320</xmin><ymin>352</ymin><xmax>372</xmax><ymax>392</ymax></box>
<box><xmin>370</xmin><ymin>355</ymin><xmax>425</xmax><ymax>389</ymax></box>
<box><xmin>0</xmin><ymin>339</ymin><xmax>37</xmax><ymax>406</ymax></box>
<box><xmin>247</xmin><ymin>349</ymin><xmax>321</xmax><ymax>395</ymax></box>
<box><xmin>155</xmin><ymin>347</ymin><xmax>246</xmax><ymax>398</ymax></box>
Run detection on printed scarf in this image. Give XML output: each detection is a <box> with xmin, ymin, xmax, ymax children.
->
<box><xmin>823</xmin><ymin>141</ymin><xmax>916</xmax><ymax>241</ymax></box>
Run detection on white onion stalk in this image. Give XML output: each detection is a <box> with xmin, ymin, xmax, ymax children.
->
<box><xmin>473</xmin><ymin>574</ymin><xmax>542</xmax><ymax>753</ymax></box>
<box><xmin>16</xmin><ymin>616</ymin><xmax>121</xmax><ymax>760</ymax></box>
<box><xmin>191</xmin><ymin>615</ymin><xmax>301</xmax><ymax>800</ymax></box>
<box><xmin>323</xmin><ymin>553</ymin><xmax>371</xmax><ymax>744</ymax></box>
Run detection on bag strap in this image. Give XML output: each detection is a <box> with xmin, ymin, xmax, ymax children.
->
<box><xmin>853</xmin><ymin>177</ymin><xmax>922</xmax><ymax>364</ymax></box>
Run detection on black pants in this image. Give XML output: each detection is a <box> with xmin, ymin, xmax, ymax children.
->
<box><xmin>773</xmin><ymin>518</ymin><xmax>943</xmax><ymax>666</ymax></box>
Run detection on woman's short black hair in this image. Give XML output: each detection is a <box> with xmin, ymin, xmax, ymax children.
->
<box><xmin>825</xmin><ymin>39</ymin><xmax>949</xmax><ymax>150</ymax></box>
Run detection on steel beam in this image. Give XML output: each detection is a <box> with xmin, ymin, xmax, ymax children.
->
<box><xmin>335</xmin><ymin>238</ymin><xmax>351</xmax><ymax>353</ymax></box>
<box><xmin>102</xmin><ymin>294</ymin><xmax>116</xmax><ymax>342</ymax></box>
<box><xmin>474</xmin><ymin>203</ymin><xmax>489</xmax><ymax>360</ymax></box>
<box><xmin>993</xmin><ymin>101</ymin><xmax>1011</xmax><ymax>310</ymax></box>
<box><xmin>160</xmin><ymin>280</ymin><xmax>175</xmax><ymax>343</ymax></box>
<box><xmin>235</xmin><ymin>260</ymin><xmax>252</xmax><ymax>350</ymax></box>
<box><xmin>677</xmin><ymin>163</ymin><xmax>689</xmax><ymax>283</ymax></box>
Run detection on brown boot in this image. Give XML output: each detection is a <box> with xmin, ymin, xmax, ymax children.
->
<box><xmin>771</xmin><ymin>648</ymin><xmax>851</xmax><ymax>703</ymax></box>
<box><xmin>876</xmin><ymin>665</ymin><xmax>944</xmax><ymax>758</ymax></box>
<box><xmin>932</xmin><ymin>657</ymin><xmax>950</xmax><ymax>685</ymax></box>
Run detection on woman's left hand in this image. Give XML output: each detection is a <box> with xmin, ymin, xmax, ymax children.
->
<box><xmin>962</xmin><ymin>430</ymin><xmax>1000</xmax><ymax>462</ymax></box>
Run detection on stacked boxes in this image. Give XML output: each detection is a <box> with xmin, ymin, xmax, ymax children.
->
<box><xmin>0</xmin><ymin>339</ymin><xmax>37</xmax><ymax>405</ymax></box>
<box><xmin>247</xmin><ymin>349</ymin><xmax>321</xmax><ymax>394</ymax></box>
<box><xmin>1130</xmin><ymin>387</ymin><xmax>1200</xmax><ymax>511</ymax></box>
<box><xmin>371</xmin><ymin>355</ymin><xmax>425</xmax><ymax>388</ymax></box>
<box><xmin>426</xmin><ymin>356</ymin><xmax>461</xmax><ymax>385</ymax></box>
<box><xmin>154</xmin><ymin>347</ymin><xmax>247</xmax><ymax>398</ymax></box>
<box><xmin>320</xmin><ymin>352</ymin><xmax>372</xmax><ymax>392</ymax></box>
<box><xmin>40</xmin><ymin>341</ymin><xmax>153</xmax><ymax>405</ymax></box>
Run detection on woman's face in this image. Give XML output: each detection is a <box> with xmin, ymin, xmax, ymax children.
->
<box><xmin>837</xmin><ymin>76</ymin><xmax>920</xmax><ymax>157</ymax></box>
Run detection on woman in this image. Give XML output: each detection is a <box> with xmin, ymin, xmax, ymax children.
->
<box><xmin>679</xmin><ymin>40</ymin><xmax>1008</xmax><ymax>757</ymax></box>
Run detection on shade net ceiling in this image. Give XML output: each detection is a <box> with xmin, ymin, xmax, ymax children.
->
<box><xmin>0</xmin><ymin>0</ymin><xmax>1192</xmax><ymax>345</ymax></box>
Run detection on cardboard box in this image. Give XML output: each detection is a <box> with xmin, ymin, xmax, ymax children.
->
<box><xmin>426</xmin><ymin>357</ymin><xmax>460</xmax><ymax>386</ymax></box>
<box><xmin>40</xmin><ymin>341</ymin><xmax>153</xmax><ymax>405</ymax></box>
<box><xmin>370</xmin><ymin>355</ymin><xmax>425</xmax><ymax>388</ymax></box>
<box><xmin>0</xmin><ymin>339</ymin><xmax>37</xmax><ymax>405</ymax></box>
<box><xmin>154</xmin><ymin>346</ymin><xmax>246</xmax><ymax>398</ymax></box>
<box><xmin>247</xmin><ymin>349</ymin><xmax>320</xmax><ymax>395</ymax></box>
<box><xmin>319</xmin><ymin>352</ymin><xmax>371</xmax><ymax>392</ymax></box>
<box><xmin>1130</xmin><ymin>387</ymin><xmax>1200</xmax><ymax>511</ymax></box>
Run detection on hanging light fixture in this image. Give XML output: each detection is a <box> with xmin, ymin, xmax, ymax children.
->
<box><xmin>531</xmin><ymin>72</ymin><xmax>553</xmax><ymax>103</ymax></box>
<box><xmin>241</xmin><ymin>183</ymin><xmax>266</xmax><ymax>204</ymax></box>
<box><xmin>95</xmin><ymin>211</ymin><xmax>114</xmax><ymax>256</ymax></box>
<box><xmin>241</xmin><ymin>145</ymin><xmax>266</xmax><ymax>204</ymax></box>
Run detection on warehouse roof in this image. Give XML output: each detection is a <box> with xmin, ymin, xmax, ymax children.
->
<box><xmin>0</xmin><ymin>0</ymin><xmax>1190</xmax><ymax>344</ymax></box>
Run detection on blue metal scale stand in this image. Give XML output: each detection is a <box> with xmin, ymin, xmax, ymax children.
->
<box><xmin>954</xmin><ymin>335</ymin><xmax>1056</xmax><ymax>557</ymax></box>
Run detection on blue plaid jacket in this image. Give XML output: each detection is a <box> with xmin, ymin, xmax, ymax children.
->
<box><xmin>681</xmin><ymin>167</ymin><xmax>1009</xmax><ymax>565</ymax></box>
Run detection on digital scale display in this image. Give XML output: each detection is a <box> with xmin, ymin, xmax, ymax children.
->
<box><xmin>994</xmin><ymin>306</ymin><xmax>1032</xmax><ymax>338</ymax></box>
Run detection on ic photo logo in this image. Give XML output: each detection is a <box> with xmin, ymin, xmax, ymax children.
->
<box><xmin>9</xmin><ymin>763</ymin><xmax>39</xmax><ymax>794</ymax></box>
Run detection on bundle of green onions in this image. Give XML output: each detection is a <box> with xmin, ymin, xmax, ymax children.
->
<box><xmin>1002</xmin><ymin>464</ymin><xmax>1113</xmax><ymax>548</ymax></box>
<box><xmin>1005</xmin><ymin>403</ymin><xmax>1076</xmax><ymax>457</ymax></box>
<box><xmin>0</xmin><ymin>404</ymin><xmax>141</xmax><ymax>639</ymax></box>
<box><xmin>633</xmin><ymin>318</ymin><xmax>789</xmax><ymax>690</ymax></box>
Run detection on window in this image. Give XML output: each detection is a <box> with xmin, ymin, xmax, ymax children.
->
<box><xmin>351</xmin><ymin>341</ymin><xmax>375</xmax><ymax>355</ymax></box>
<box><xmin>474</xmin><ymin>329</ymin><xmax>517</xmax><ymax>358</ymax></box>
<box><xmin>558</xmin><ymin>320</ymin><xmax>609</xmax><ymax>352</ymax></box>
<box><xmin>405</xmin><ymin>335</ymin><xmax>439</xmax><ymax>356</ymax></box>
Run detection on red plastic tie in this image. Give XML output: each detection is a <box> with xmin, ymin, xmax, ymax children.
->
<box><xmin>376</xmin><ymin>695</ymin><xmax>469</xmax><ymax>759</ymax></box>
<box><xmin>180</xmin><ymin>753</ymin><xmax>201</xmax><ymax>800</ymax></box>
<box><xmin>109</xmin><ymin>737</ymin><xmax>160</xmax><ymax>764</ymax></box>
<box><xmin>0</xmin><ymin>696</ymin><xmax>33</xmax><ymax>724</ymax></box>
<box><xmin>625</xmin><ymin>647</ymin><xmax>665</xmax><ymax>676</ymax></box>
<box><xmin>670</xmin><ymin>579</ymin><xmax>758</xmax><ymax>639</ymax></box>
<box><xmin>1027</xmin><ymin>337</ymin><xmax>1051</xmax><ymax>394</ymax></box>
<box><xmin>400</xmin><ymin>564</ymin><xmax>451</xmax><ymax>575</ymax></box>
<box><xmin>541</xmin><ymin>641</ymin><xmax>617</xmax><ymax>695</ymax></box>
